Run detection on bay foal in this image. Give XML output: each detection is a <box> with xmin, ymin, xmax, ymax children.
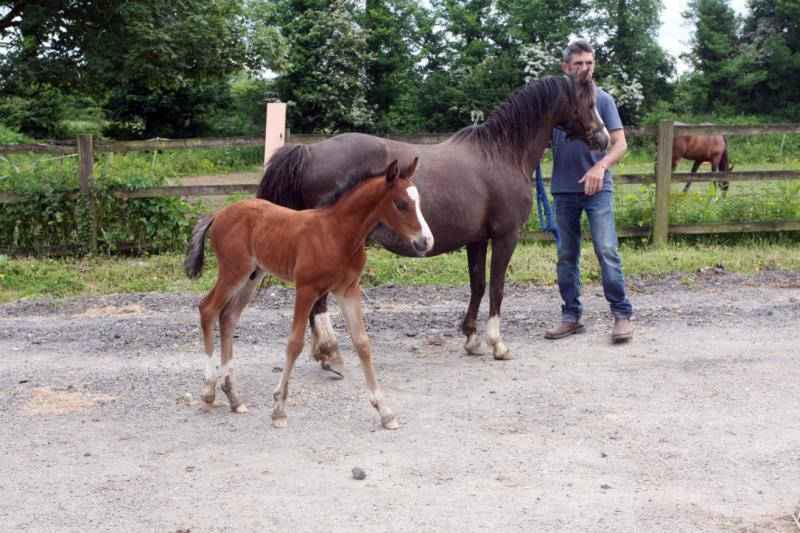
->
<box><xmin>184</xmin><ymin>159</ymin><xmax>432</xmax><ymax>429</ymax></box>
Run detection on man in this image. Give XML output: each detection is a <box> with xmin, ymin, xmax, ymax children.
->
<box><xmin>545</xmin><ymin>40</ymin><xmax>633</xmax><ymax>343</ymax></box>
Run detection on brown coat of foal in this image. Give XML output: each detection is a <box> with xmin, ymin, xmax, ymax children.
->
<box><xmin>184</xmin><ymin>159</ymin><xmax>432</xmax><ymax>429</ymax></box>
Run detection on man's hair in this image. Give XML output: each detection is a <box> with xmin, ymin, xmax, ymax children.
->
<box><xmin>562</xmin><ymin>40</ymin><xmax>594</xmax><ymax>63</ymax></box>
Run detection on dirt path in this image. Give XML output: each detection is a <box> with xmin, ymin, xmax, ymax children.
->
<box><xmin>1</xmin><ymin>272</ymin><xmax>799</xmax><ymax>531</ymax></box>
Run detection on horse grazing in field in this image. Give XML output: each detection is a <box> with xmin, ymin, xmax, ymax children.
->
<box><xmin>672</xmin><ymin>124</ymin><xmax>732</xmax><ymax>193</ymax></box>
<box><xmin>185</xmin><ymin>159</ymin><xmax>432</xmax><ymax>430</ymax></box>
<box><xmin>257</xmin><ymin>69</ymin><xmax>610</xmax><ymax>368</ymax></box>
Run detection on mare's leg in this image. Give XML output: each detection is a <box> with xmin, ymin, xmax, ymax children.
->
<box><xmin>683</xmin><ymin>161</ymin><xmax>702</xmax><ymax>193</ymax></box>
<box><xmin>217</xmin><ymin>268</ymin><xmax>266</xmax><ymax>413</ymax></box>
<box><xmin>272</xmin><ymin>285</ymin><xmax>319</xmax><ymax>428</ymax></box>
<box><xmin>309</xmin><ymin>294</ymin><xmax>344</xmax><ymax>376</ymax></box>
<box><xmin>198</xmin><ymin>273</ymin><xmax>250</xmax><ymax>411</ymax></box>
<box><xmin>461</xmin><ymin>240</ymin><xmax>488</xmax><ymax>355</ymax></box>
<box><xmin>334</xmin><ymin>284</ymin><xmax>398</xmax><ymax>429</ymax></box>
<box><xmin>485</xmin><ymin>233</ymin><xmax>518</xmax><ymax>360</ymax></box>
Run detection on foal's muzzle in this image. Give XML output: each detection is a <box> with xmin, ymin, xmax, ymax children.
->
<box><xmin>412</xmin><ymin>234</ymin><xmax>434</xmax><ymax>255</ymax></box>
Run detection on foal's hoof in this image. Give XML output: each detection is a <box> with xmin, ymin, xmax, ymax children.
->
<box><xmin>272</xmin><ymin>416</ymin><xmax>288</xmax><ymax>428</ymax></box>
<box><xmin>231</xmin><ymin>403</ymin><xmax>248</xmax><ymax>413</ymax></box>
<box><xmin>492</xmin><ymin>342</ymin><xmax>513</xmax><ymax>360</ymax></box>
<box><xmin>382</xmin><ymin>415</ymin><xmax>399</xmax><ymax>430</ymax></box>
<box><xmin>199</xmin><ymin>401</ymin><xmax>214</xmax><ymax>412</ymax></box>
<box><xmin>464</xmin><ymin>334</ymin><xmax>485</xmax><ymax>355</ymax></box>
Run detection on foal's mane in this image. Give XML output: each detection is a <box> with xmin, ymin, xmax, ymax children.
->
<box><xmin>449</xmin><ymin>75</ymin><xmax>568</xmax><ymax>165</ymax></box>
<box><xmin>318</xmin><ymin>172</ymin><xmax>384</xmax><ymax>208</ymax></box>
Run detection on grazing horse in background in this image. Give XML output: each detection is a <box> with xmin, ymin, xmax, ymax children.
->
<box><xmin>258</xmin><ymin>69</ymin><xmax>609</xmax><ymax>369</ymax></box>
<box><xmin>185</xmin><ymin>159</ymin><xmax>432</xmax><ymax>430</ymax></box>
<box><xmin>672</xmin><ymin>123</ymin><xmax>732</xmax><ymax>193</ymax></box>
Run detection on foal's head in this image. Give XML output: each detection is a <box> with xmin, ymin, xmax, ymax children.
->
<box><xmin>379</xmin><ymin>158</ymin><xmax>433</xmax><ymax>255</ymax></box>
<box><xmin>559</xmin><ymin>69</ymin><xmax>610</xmax><ymax>152</ymax></box>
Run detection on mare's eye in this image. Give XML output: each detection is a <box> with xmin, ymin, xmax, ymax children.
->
<box><xmin>394</xmin><ymin>198</ymin><xmax>408</xmax><ymax>211</ymax></box>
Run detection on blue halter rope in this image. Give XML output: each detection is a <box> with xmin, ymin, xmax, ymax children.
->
<box><xmin>534</xmin><ymin>163</ymin><xmax>560</xmax><ymax>246</ymax></box>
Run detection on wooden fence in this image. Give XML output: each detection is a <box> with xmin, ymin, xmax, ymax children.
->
<box><xmin>1</xmin><ymin>121</ymin><xmax>799</xmax><ymax>252</ymax></box>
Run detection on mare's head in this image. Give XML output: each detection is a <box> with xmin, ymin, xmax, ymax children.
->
<box><xmin>378</xmin><ymin>158</ymin><xmax>433</xmax><ymax>256</ymax></box>
<box><xmin>558</xmin><ymin>69</ymin><xmax>610</xmax><ymax>151</ymax></box>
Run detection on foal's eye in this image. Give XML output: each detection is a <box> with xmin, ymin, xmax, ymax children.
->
<box><xmin>394</xmin><ymin>198</ymin><xmax>408</xmax><ymax>211</ymax></box>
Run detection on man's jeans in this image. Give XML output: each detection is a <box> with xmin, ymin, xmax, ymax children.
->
<box><xmin>553</xmin><ymin>191</ymin><xmax>633</xmax><ymax>322</ymax></box>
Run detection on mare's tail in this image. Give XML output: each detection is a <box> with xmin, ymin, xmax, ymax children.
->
<box><xmin>257</xmin><ymin>144</ymin><xmax>311</xmax><ymax>209</ymax></box>
<box><xmin>719</xmin><ymin>142</ymin><xmax>731</xmax><ymax>172</ymax></box>
<box><xmin>184</xmin><ymin>214</ymin><xmax>215</xmax><ymax>279</ymax></box>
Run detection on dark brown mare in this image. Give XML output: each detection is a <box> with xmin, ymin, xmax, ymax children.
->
<box><xmin>672</xmin><ymin>123</ymin><xmax>732</xmax><ymax>193</ymax></box>
<box><xmin>257</xmin><ymin>70</ymin><xmax>609</xmax><ymax>370</ymax></box>
<box><xmin>185</xmin><ymin>159</ymin><xmax>432</xmax><ymax>429</ymax></box>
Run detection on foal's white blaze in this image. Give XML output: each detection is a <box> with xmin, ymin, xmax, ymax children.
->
<box><xmin>406</xmin><ymin>186</ymin><xmax>434</xmax><ymax>251</ymax></box>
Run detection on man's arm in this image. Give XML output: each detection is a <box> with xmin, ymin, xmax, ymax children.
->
<box><xmin>579</xmin><ymin>128</ymin><xmax>627</xmax><ymax>196</ymax></box>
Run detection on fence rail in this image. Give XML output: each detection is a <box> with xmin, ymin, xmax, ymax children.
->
<box><xmin>1</xmin><ymin>121</ymin><xmax>799</xmax><ymax>252</ymax></box>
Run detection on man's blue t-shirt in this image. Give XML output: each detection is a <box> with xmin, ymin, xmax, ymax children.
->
<box><xmin>550</xmin><ymin>86</ymin><xmax>623</xmax><ymax>194</ymax></box>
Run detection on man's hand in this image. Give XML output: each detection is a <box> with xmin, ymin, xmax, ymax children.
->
<box><xmin>579</xmin><ymin>162</ymin><xmax>606</xmax><ymax>196</ymax></box>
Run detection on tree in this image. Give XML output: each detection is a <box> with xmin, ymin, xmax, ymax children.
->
<box><xmin>590</xmin><ymin>0</ymin><xmax>675</xmax><ymax>123</ymax></box>
<box><xmin>736</xmin><ymin>0</ymin><xmax>800</xmax><ymax>119</ymax></box>
<box><xmin>681</xmin><ymin>0</ymin><xmax>740</xmax><ymax>113</ymax></box>
<box><xmin>273</xmin><ymin>0</ymin><xmax>374</xmax><ymax>133</ymax></box>
<box><xmin>0</xmin><ymin>0</ymin><xmax>283</xmax><ymax>138</ymax></box>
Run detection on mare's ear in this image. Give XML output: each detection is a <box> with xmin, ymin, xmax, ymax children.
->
<box><xmin>401</xmin><ymin>157</ymin><xmax>419</xmax><ymax>179</ymax></box>
<box><xmin>577</xmin><ymin>68</ymin><xmax>592</xmax><ymax>86</ymax></box>
<box><xmin>385</xmin><ymin>160</ymin><xmax>399</xmax><ymax>184</ymax></box>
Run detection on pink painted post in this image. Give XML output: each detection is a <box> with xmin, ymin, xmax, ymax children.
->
<box><xmin>264</xmin><ymin>102</ymin><xmax>287</xmax><ymax>166</ymax></box>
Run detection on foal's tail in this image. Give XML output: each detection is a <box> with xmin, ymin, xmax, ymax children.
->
<box><xmin>184</xmin><ymin>214</ymin><xmax>215</xmax><ymax>279</ymax></box>
<box><xmin>257</xmin><ymin>144</ymin><xmax>310</xmax><ymax>209</ymax></box>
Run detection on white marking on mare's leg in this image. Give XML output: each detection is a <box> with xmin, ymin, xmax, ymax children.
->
<box><xmin>485</xmin><ymin>315</ymin><xmax>512</xmax><ymax>360</ymax></box>
<box><xmin>464</xmin><ymin>333</ymin><xmax>484</xmax><ymax>355</ymax></box>
<box><xmin>311</xmin><ymin>312</ymin><xmax>344</xmax><ymax>375</ymax></box>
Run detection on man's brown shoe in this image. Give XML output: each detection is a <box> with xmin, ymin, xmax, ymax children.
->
<box><xmin>544</xmin><ymin>321</ymin><xmax>585</xmax><ymax>340</ymax></box>
<box><xmin>612</xmin><ymin>318</ymin><xmax>633</xmax><ymax>343</ymax></box>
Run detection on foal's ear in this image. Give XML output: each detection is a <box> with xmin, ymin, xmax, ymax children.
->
<box><xmin>576</xmin><ymin>68</ymin><xmax>592</xmax><ymax>86</ymax></box>
<box><xmin>401</xmin><ymin>157</ymin><xmax>419</xmax><ymax>179</ymax></box>
<box><xmin>385</xmin><ymin>160</ymin><xmax>399</xmax><ymax>184</ymax></box>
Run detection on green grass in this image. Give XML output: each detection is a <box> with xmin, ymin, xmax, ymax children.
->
<box><xmin>2</xmin><ymin>238</ymin><xmax>798</xmax><ymax>303</ymax></box>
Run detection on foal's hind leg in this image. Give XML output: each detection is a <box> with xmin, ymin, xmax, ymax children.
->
<box><xmin>272</xmin><ymin>286</ymin><xmax>319</xmax><ymax>428</ymax></box>
<box><xmin>218</xmin><ymin>268</ymin><xmax>266</xmax><ymax>413</ymax></box>
<box><xmin>484</xmin><ymin>234</ymin><xmax>517</xmax><ymax>360</ymax></box>
<box><xmin>335</xmin><ymin>284</ymin><xmax>398</xmax><ymax>429</ymax></box>
<box><xmin>309</xmin><ymin>294</ymin><xmax>344</xmax><ymax>377</ymax></box>
<box><xmin>461</xmin><ymin>240</ymin><xmax>488</xmax><ymax>355</ymax></box>
<box><xmin>198</xmin><ymin>278</ymin><xmax>248</xmax><ymax>411</ymax></box>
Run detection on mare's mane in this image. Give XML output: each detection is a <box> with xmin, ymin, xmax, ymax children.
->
<box><xmin>449</xmin><ymin>75</ymin><xmax>568</xmax><ymax>164</ymax></box>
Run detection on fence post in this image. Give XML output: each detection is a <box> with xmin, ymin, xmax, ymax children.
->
<box><xmin>77</xmin><ymin>134</ymin><xmax>98</xmax><ymax>252</ymax></box>
<box><xmin>264</xmin><ymin>102</ymin><xmax>287</xmax><ymax>166</ymax></box>
<box><xmin>653</xmin><ymin>120</ymin><xmax>674</xmax><ymax>246</ymax></box>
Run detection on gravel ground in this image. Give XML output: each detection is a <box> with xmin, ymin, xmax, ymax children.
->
<box><xmin>1</xmin><ymin>271</ymin><xmax>799</xmax><ymax>532</ymax></box>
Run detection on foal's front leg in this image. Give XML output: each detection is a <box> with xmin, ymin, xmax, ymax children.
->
<box><xmin>271</xmin><ymin>286</ymin><xmax>318</xmax><ymax>428</ymax></box>
<box><xmin>335</xmin><ymin>284</ymin><xmax>398</xmax><ymax>429</ymax></box>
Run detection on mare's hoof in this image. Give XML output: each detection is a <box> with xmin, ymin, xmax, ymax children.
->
<box><xmin>492</xmin><ymin>343</ymin><xmax>513</xmax><ymax>360</ymax></box>
<box><xmin>382</xmin><ymin>416</ymin><xmax>399</xmax><ymax>430</ymax></box>
<box><xmin>231</xmin><ymin>403</ymin><xmax>248</xmax><ymax>413</ymax></box>
<box><xmin>272</xmin><ymin>417</ymin><xmax>288</xmax><ymax>428</ymax></box>
<box><xmin>321</xmin><ymin>356</ymin><xmax>344</xmax><ymax>378</ymax></box>
<box><xmin>199</xmin><ymin>401</ymin><xmax>213</xmax><ymax>412</ymax></box>
<box><xmin>464</xmin><ymin>335</ymin><xmax>484</xmax><ymax>355</ymax></box>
